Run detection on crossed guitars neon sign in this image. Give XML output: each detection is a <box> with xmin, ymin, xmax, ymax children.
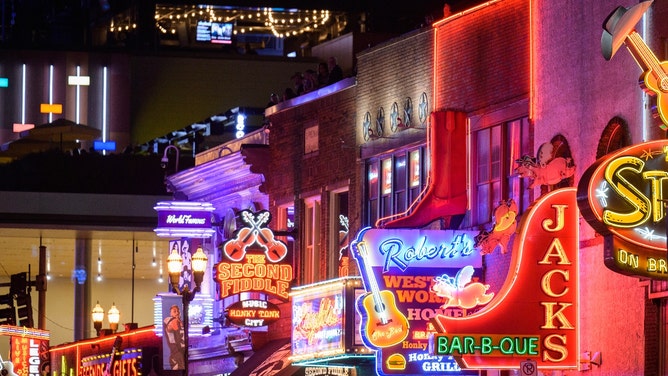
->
<box><xmin>223</xmin><ymin>210</ymin><xmax>288</xmax><ymax>262</ymax></box>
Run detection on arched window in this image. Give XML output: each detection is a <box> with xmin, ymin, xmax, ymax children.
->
<box><xmin>596</xmin><ymin>116</ymin><xmax>632</xmax><ymax>159</ymax></box>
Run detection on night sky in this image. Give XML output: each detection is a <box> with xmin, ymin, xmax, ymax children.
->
<box><xmin>6</xmin><ymin>0</ymin><xmax>486</xmax><ymax>49</ymax></box>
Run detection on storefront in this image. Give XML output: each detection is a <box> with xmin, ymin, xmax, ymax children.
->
<box><xmin>49</xmin><ymin>326</ymin><xmax>161</xmax><ymax>376</ymax></box>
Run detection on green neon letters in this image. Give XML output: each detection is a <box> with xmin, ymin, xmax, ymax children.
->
<box><xmin>433</xmin><ymin>335</ymin><xmax>539</xmax><ymax>356</ymax></box>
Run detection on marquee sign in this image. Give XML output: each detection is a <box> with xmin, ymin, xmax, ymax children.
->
<box><xmin>350</xmin><ymin>228</ymin><xmax>482</xmax><ymax>376</ymax></box>
<box><xmin>0</xmin><ymin>325</ymin><xmax>50</xmax><ymax>376</ymax></box>
<box><xmin>290</xmin><ymin>277</ymin><xmax>372</xmax><ymax>365</ymax></box>
<box><xmin>215</xmin><ymin>210</ymin><xmax>293</xmax><ymax>300</ymax></box>
<box><xmin>154</xmin><ymin>201</ymin><xmax>215</xmax><ymax>238</ymax></box>
<box><xmin>291</xmin><ymin>280</ymin><xmax>347</xmax><ymax>362</ymax></box>
<box><xmin>81</xmin><ymin>348</ymin><xmax>142</xmax><ymax>376</ymax></box>
<box><xmin>578</xmin><ymin>139</ymin><xmax>668</xmax><ymax>279</ymax></box>
<box><xmin>226</xmin><ymin>299</ymin><xmax>281</xmax><ymax>327</ymax></box>
<box><xmin>430</xmin><ymin>188</ymin><xmax>579</xmax><ymax>370</ymax></box>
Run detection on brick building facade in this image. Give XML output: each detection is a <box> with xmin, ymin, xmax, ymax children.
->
<box><xmin>260</xmin><ymin>0</ymin><xmax>668</xmax><ymax>374</ymax></box>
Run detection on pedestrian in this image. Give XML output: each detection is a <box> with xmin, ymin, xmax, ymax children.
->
<box><xmin>327</xmin><ymin>56</ymin><xmax>343</xmax><ymax>85</ymax></box>
<box><xmin>317</xmin><ymin>62</ymin><xmax>329</xmax><ymax>87</ymax></box>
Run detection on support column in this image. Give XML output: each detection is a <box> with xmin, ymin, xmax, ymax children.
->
<box><xmin>37</xmin><ymin>245</ymin><xmax>47</xmax><ymax>330</ymax></box>
<box><xmin>73</xmin><ymin>238</ymin><xmax>91</xmax><ymax>341</ymax></box>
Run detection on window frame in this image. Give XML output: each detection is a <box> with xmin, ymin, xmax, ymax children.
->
<box><xmin>303</xmin><ymin>195</ymin><xmax>321</xmax><ymax>285</ymax></box>
<box><xmin>468</xmin><ymin>102</ymin><xmax>531</xmax><ymax>228</ymax></box>
<box><xmin>364</xmin><ymin>145</ymin><xmax>427</xmax><ymax>227</ymax></box>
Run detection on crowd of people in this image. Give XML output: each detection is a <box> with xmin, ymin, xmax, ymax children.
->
<box><xmin>267</xmin><ymin>56</ymin><xmax>345</xmax><ymax>107</ymax></box>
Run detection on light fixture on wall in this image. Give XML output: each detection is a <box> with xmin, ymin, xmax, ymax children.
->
<box><xmin>161</xmin><ymin>145</ymin><xmax>180</xmax><ymax>172</ymax></box>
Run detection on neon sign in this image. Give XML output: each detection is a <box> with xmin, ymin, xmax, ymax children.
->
<box><xmin>226</xmin><ymin>299</ymin><xmax>281</xmax><ymax>327</ymax></box>
<box><xmin>351</xmin><ymin>228</ymin><xmax>481</xmax><ymax>376</ymax></box>
<box><xmin>1</xmin><ymin>325</ymin><xmax>49</xmax><ymax>376</ymax></box>
<box><xmin>223</xmin><ymin>210</ymin><xmax>288</xmax><ymax>262</ymax></box>
<box><xmin>10</xmin><ymin>337</ymin><xmax>47</xmax><ymax>376</ymax></box>
<box><xmin>291</xmin><ymin>280</ymin><xmax>347</xmax><ymax>362</ymax></box>
<box><xmin>215</xmin><ymin>210</ymin><xmax>293</xmax><ymax>300</ymax></box>
<box><xmin>215</xmin><ymin>254</ymin><xmax>292</xmax><ymax>299</ymax></box>
<box><xmin>432</xmin><ymin>335</ymin><xmax>540</xmax><ymax>357</ymax></box>
<box><xmin>430</xmin><ymin>188</ymin><xmax>579</xmax><ymax>370</ymax></box>
<box><xmin>601</xmin><ymin>1</ymin><xmax>668</xmax><ymax>129</ymax></box>
<box><xmin>80</xmin><ymin>348</ymin><xmax>142</xmax><ymax>376</ymax></box>
<box><xmin>154</xmin><ymin>201</ymin><xmax>215</xmax><ymax>238</ymax></box>
<box><xmin>578</xmin><ymin>139</ymin><xmax>668</xmax><ymax>279</ymax></box>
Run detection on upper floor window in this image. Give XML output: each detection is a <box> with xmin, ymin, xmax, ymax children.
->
<box><xmin>303</xmin><ymin>196</ymin><xmax>321</xmax><ymax>285</ymax></box>
<box><xmin>365</xmin><ymin>147</ymin><xmax>426</xmax><ymax>227</ymax></box>
<box><xmin>469</xmin><ymin>116</ymin><xmax>531</xmax><ymax>227</ymax></box>
<box><xmin>328</xmin><ymin>189</ymin><xmax>349</xmax><ymax>279</ymax></box>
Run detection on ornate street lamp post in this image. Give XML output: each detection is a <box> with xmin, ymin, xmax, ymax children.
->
<box><xmin>91</xmin><ymin>302</ymin><xmax>104</xmax><ymax>337</ymax></box>
<box><xmin>108</xmin><ymin>303</ymin><xmax>120</xmax><ymax>333</ymax></box>
<box><xmin>167</xmin><ymin>246</ymin><xmax>208</xmax><ymax>376</ymax></box>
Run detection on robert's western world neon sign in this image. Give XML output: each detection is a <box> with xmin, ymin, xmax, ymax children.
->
<box><xmin>430</xmin><ymin>188</ymin><xmax>580</xmax><ymax>371</ymax></box>
<box><xmin>578</xmin><ymin>140</ymin><xmax>668</xmax><ymax>279</ymax></box>
<box><xmin>215</xmin><ymin>210</ymin><xmax>293</xmax><ymax>300</ymax></box>
<box><xmin>351</xmin><ymin>228</ymin><xmax>483</xmax><ymax>376</ymax></box>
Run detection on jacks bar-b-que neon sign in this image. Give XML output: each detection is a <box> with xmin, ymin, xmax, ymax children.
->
<box><xmin>430</xmin><ymin>188</ymin><xmax>580</xmax><ymax>371</ymax></box>
<box><xmin>578</xmin><ymin>139</ymin><xmax>668</xmax><ymax>279</ymax></box>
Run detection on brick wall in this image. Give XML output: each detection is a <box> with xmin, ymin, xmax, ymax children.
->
<box><xmin>265</xmin><ymin>87</ymin><xmax>359</xmax><ymax>284</ymax></box>
<box><xmin>356</xmin><ymin>28</ymin><xmax>434</xmax><ymax>158</ymax></box>
<box><xmin>433</xmin><ymin>0</ymin><xmax>530</xmax><ymax>112</ymax></box>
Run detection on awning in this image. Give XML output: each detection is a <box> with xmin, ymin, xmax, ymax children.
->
<box><xmin>229</xmin><ymin>338</ymin><xmax>302</xmax><ymax>376</ymax></box>
<box><xmin>0</xmin><ymin>118</ymin><xmax>101</xmax><ymax>161</ymax></box>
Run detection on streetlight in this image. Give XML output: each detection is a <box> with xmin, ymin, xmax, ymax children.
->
<box><xmin>161</xmin><ymin>145</ymin><xmax>180</xmax><ymax>173</ymax></box>
<box><xmin>167</xmin><ymin>246</ymin><xmax>208</xmax><ymax>376</ymax></box>
<box><xmin>108</xmin><ymin>303</ymin><xmax>120</xmax><ymax>333</ymax></box>
<box><xmin>91</xmin><ymin>301</ymin><xmax>104</xmax><ymax>337</ymax></box>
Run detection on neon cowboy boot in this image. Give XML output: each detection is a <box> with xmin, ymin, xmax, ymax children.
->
<box><xmin>379</xmin><ymin>110</ymin><xmax>467</xmax><ymax>229</ymax></box>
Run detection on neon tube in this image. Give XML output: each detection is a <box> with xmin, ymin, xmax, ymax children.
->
<box><xmin>49</xmin><ymin>64</ymin><xmax>54</xmax><ymax>123</ymax></box>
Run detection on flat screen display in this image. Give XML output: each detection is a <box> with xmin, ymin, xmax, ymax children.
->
<box><xmin>196</xmin><ymin>21</ymin><xmax>233</xmax><ymax>44</ymax></box>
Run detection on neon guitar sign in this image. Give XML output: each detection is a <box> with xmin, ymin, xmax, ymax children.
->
<box><xmin>353</xmin><ymin>239</ymin><xmax>409</xmax><ymax>348</ymax></box>
<box><xmin>216</xmin><ymin>210</ymin><xmax>293</xmax><ymax>300</ymax></box>
<box><xmin>103</xmin><ymin>336</ymin><xmax>122</xmax><ymax>376</ymax></box>
<box><xmin>350</xmin><ymin>227</ymin><xmax>482</xmax><ymax>376</ymax></box>
<box><xmin>602</xmin><ymin>0</ymin><xmax>668</xmax><ymax>129</ymax></box>
<box><xmin>223</xmin><ymin>210</ymin><xmax>288</xmax><ymax>262</ymax></box>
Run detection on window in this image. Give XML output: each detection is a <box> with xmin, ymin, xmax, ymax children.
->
<box><xmin>328</xmin><ymin>190</ymin><xmax>349</xmax><ymax>279</ymax></box>
<box><xmin>470</xmin><ymin>116</ymin><xmax>531</xmax><ymax>227</ymax></box>
<box><xmin>276</xmin><ymin>202</ymin><xmax>295</xmax><ymax>261</ymax></box>
<box><xmin>394</xmin><ymin>155</ymin><xmax>407</xmax><ymax>214</ymax></box>
<box><xmin>365</xmin><ymin>147</ymin><xmax>427</xmax><ymax>227</ymax></box>
<box><xmin>408</xmin><ymin>149</ymin><xmax>423</xmax><ymax>202</ymax></box>
<box><xmin>304</xmin><ymin>125</ymin><xmax>319</xmax><ymax>154</ymax></box>
<box><xmin>303</xmin><ymin>196</ymin><xmax>321</xmax><ymax>285</ymax></box>
<box><xmin>380</xmin><ymin>158</ymin><xmax>392</xmax><ymax>219</ymax></box>
<box><xmin>367</xmin><ymin>163</ymin><xmax>379</xmax><ymax>226</ymax></box>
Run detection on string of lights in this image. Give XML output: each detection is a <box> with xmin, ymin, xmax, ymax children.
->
<box><xmin>108</xmin><ymin>4</ymin><xmax>344</xmax><ymax>40</ymax></box>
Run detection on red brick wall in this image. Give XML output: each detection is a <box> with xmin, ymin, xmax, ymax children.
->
<box><xmin>433</xmin><ymin>0</ymin><xmax>530</xmax><ymax>112</ymax></box>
